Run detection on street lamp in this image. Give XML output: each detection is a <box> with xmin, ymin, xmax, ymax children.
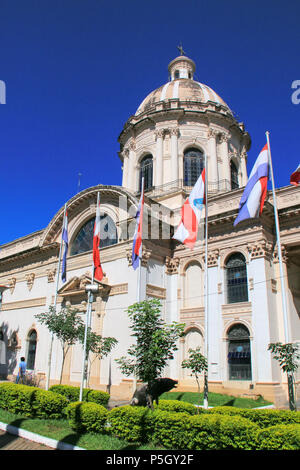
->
<box><xmin>79</xmin><ymin>282</ymin><xmax>99</xmax><ymax>401</ymax></box>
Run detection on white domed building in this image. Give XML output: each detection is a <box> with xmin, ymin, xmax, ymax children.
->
<box><xmin>0</xmin><ymin>53</ymin><xmax>299</xmax><ymax>407</ymax></box>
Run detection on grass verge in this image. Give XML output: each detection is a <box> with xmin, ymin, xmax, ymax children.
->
<box><xmin>160</xmin><ymin>391</ymin><xmax>273</xmax><ymax>408</ymax></box>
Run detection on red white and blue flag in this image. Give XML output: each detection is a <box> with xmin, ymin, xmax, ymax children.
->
<box><xmin>234</xmin><ymin>143</ymin><xmax>269</xmax><ymax>226</ymax></box>
<box><xmin>132</xmin><ymin>179</ymin><xmax>145</xmax><ymax>270</ymax></box>
<box><xmin>93</xmin><ymin>198</ymin><xmax>104</xmax><ymax>281</ymax></box>
<box><xmin>173</xmin><ymin>168</ymin><xmax>206</xmax><ymax>249</ymax></box>
<box><xmin>61</xmin><ymin>210</ymin><xmax>68</xmax><ymax>283</ymax></box>
<box><xmin>290</xmin><ymin>164</ymin><xmax>300</xmax><ymax>186</ymax></box>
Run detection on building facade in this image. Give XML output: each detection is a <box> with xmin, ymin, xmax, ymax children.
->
<box><xmin>0</xmin><ymin>53</ymin><xmax>299</xmax><ymax>407</ymax></box>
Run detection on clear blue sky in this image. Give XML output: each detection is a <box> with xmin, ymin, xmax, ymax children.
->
<box><xmin>0</xmin><ymin>0</ymin><xmax>299</xmax><ymax>245</ymax></box>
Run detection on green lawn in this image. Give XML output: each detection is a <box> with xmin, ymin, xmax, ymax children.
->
<box><xmin>0</xmin><ymin>408</ymin><xmax>163</xmax><ymax>451</ymax></box>
<box><xmin>160</xmin><ymin>391</ymin><xmax>273</xmax><ymax>409</ymax></box>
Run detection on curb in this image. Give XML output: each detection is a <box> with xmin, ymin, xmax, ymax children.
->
<box><xmin>0</xmin><ymin>421</ymin><xmax>85</xmax><ymax>450</ymax></box>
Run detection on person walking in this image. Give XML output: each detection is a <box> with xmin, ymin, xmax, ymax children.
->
<box><xmin>16</xmin><ymin>357</ymin><xmax>26</xmax><ymax>384</ymax></box>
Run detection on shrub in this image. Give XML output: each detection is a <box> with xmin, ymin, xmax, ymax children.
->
<box><xmin>0</xmin><ymin>383</ymin><xmax>37</xmax><ymax>416</ymax></box>
<box><xmin>108</xmin><ymin>405</ymin><xmax>154</xmax><ymax>443</ymax></box>
<box><xmin>49</xmin><ymin>384</ymin><xmax>110</xmax><ymax>407</ymax></box>
<box><xmin>155</xmin><ymin>399</ymin><xmax>198</xmax><ymax>416</ymax></box>
<box><xmin>188</xmin><ymin>413</ymin><xmax>259</xmax><ymax>450</ymax></box>
<box><xmin>207</xmin><ymin>406</ymin><xmax>300</xmax><ymax>428</ymax></box>
<box><xmin>32</xmin><ymin>389</ymin><xmax>68</xmax><ymax>419</ymax></box>
<box><xmin>151</xmin><ymin>410</ymin><xmax>191</xmax><ymax>449</ymax></box>
<box><xmin>66</xmin><ymin>401</ymin><xmax>108</xmax><ymax>433</ymax></box>
<box><xmin>0</xmin><ymin>382</ymin><xmax>67</xmax><ymax>419</ymax></box>
<box><xmin>257</xmin><ymin>424</ymin><xmax>300</xmax><ymax>450</ymax></box>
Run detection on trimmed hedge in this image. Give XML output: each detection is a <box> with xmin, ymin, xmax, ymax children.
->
<box><xmin>66</xmin><ymin>401</ymin><xmax>108</xmax><ymax>433</ymax></box>
<box><xmin>0</xmin><ymin>382</ymin><xmax>68</xmax><ymax>419</ymax></box>
<box><xmin>257</xmin><ymin>424</ymin><xmax>300</xmax><ymax>450</ymax></box>
<box><xmin>155</xmin><ymin>399</ymin><xmax>198</xmax><ymax>415</ymax></box>
<box><xmin>207</xmin><ymin>406</ymin><xmax>300</xmax><ymax>428</ymax></box>
<box><xmin>186</xmin><ymin>413</ymin><xmax>259</xmax><ymax>450</ymax></box>
<box><xmin>49</xmin><ymin>384</ymin><xmax>110</xmax><ymax>407</ymax></box>
<box><xmin>108</xmin><ymin>405</ymin><xmax>154</xmax><ymax>443</ymax></box>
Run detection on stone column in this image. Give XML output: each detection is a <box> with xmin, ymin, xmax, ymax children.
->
<box><xmin>219</xmin><ymin>133</ymin><xmax>230</xmax><ymax>191</ymax></box>
<box><xmin>170</xmin><ymin>127</ymin><xmax>179</xmax><ymax>184</ymax></box>
<box><xmin>155</xmin><ymin>129</ymin><xmax>164</xmax><ymax>188</ymax></box>
<box><xmin>240</xmin><ymin>151</ymin><xmax>248</xmax><ymax>187</ymax></box>
<box><xmin>128</xmin><ymin>141</ymin><xmax>136</xmax><ymax>192</ymax></box>
<box><xmin>165</xmin><ymin>256</ymin><xmax>180</xmax><ymax>379</ymax></box>
<box><xmin>122</xmin><ymin>148</ymin><xmax>129</xmax><ymax>188</ymax></box>
<box><xmin>208</xmin><ymin>128</ymin><xmax>219</xmax><ymax>192</ymax></box>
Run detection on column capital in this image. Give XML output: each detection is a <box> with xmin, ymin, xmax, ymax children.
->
<box><xmin>165</xmin><ymin>256</ymin><xmax>180</xmax><ymax>275</ymax></box>
<box><xmin>154</xmin><ymin>128</ymin><xmax>165</xmax><ymax>139</ymax></box>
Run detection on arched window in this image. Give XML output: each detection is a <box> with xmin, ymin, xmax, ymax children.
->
<box><xmin>225</xmin><ymin>253</ymin><xmax>248</xmax><ymax>303</ymax></box>
<box><xmin>184</xmin><ymin>148</ymin><xmax>204</xmax><ymax>187</ymax></box>
<box><xmin>27</xmin><ymin>330</ymin><xmax>37</xmax><ymax>370</ymax></box>
<box><xmin>227</xmin><ymin>324</ymin><xmax>252</xmax><ymax>380</ymax></box>
<box><xmin>140</xmin><ymin>155</ymin><xmax>153</xmax><ymax>192</ymax></box>
<box><xmin>174</xmin><ymin>70</ymin><xmax>180</xmax><ymax>79</ymax></box>
<box><xmin>70</xmin><ymin>214</ymin><xmax>118</xmax><ymax>256</ymax></box>
<box><xmin>184</xmin><ymin>262</ymin><xmax>202</xmax><ymax>307</ymax></box>
<box><xmin>230</xmin><ymin>161</ymin><xmax>239</xmax><ymax>190</ymax></box>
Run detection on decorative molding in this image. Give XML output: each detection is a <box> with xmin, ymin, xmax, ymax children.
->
<box><xmin>146</xmin><ymin>284</ymin><xmax>166</xmax><ymax>299</ymax></box>
<box><xmin>46</xmin><ymin>268</ymin><xmax>56</xmax><ymax>283</ymax></box>
<box><xmin>207</xmin><ymin>127</ymin><xmax>218</xmax><ymax>139</ymax></box>
<box><xmin>222</xmin><ymin>301</ymin><xmax>252</xmax><ymax>316</ymax></box>
<box><xmin>207</xmin><ymin>249</ymin><xmax>220</xmax><ymax>267</ymax></box>
<box><xmin>25</xmin><ymin>273</ymin><xmax>35</xmax><ymax>291</ymax></box>
<box><xmin>1</xmin><ymin>297</ymin><xmax>47</xmax><ymax>311</ymax></box>
<box><xmin>110</xmin><ymin>283</ymin><xmax>128</xmax><ymax>296</ymax></box>
<box><xmin>273</xmin><ymin>245</ymin><xmax>288</xmax><ymax>264</ymax></box>
<box><xmin>8</xmin><ymin>277</ymin><xmax>16</xmax><ymax>294</ymax></box>
<box><xmin>170</xmin><ymin>127</ymin><xmax>179</xmax><ymax>137</ymax></box>
<box><xmin>247</xmin><ymin>240</ymin><xmax>273</xmax><ymax>260</ymax></box>
<box><xmin>165</xmin><ymin>256</ymin><xmax>180</xmax><ymax>275</ymax></box>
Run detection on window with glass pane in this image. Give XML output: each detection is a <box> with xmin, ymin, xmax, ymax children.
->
<box><xmin>227</xmin><ymin>324</ymin><xmax>252</xmax><ymax>380</ymax></box>
<box><xmin>140</xmin><ymin>155</ymin><xmax>153</xmax><ymax>192</ymax></box>
<box><xmin>70</xmin><ymin>215</ymin><xmax>118</xmax><ymax>256</ymax></box>
<box><xmin>225</xmin><ymin>253</ymin><xmax>248</xmax><ymax>303</ymax></box>
<box><xmin>230</xmin><ymin>161</ymin><xmax>239</xmax><ymax>189</ymax></box>
<box><xmin>27</xmin><ymin>330</ymin><xmax>37</xmax><ymax>370</ymax></box>
<box><xmin>184</xmin><ymin>148</ymin><xmax>204</xmax><ymax>187</ymax></box>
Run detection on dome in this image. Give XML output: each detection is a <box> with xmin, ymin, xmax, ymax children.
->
<box><xmin>135</xmin><ymin>54</ymin><xmax>231</xmax><ymax>116</ymax></box>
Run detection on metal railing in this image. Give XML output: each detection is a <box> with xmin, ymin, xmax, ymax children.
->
<box><xmin>135</xmin><ymin>178</ymin><xmax>238</xmax><ymax>198</ymax></box>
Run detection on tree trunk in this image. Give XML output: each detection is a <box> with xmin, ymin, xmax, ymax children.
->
<box><xmin>287</xmin><ymin>372</ymin><xmax>296</xmax><ymax>411</ymax></box>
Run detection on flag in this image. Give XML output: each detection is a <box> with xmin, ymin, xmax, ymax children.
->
<box><xmin>132</xmin><ymin>180</ymin><xmax>145</xmax><ymax>270</ymax></box>
<box><xmin>290</xmin><ymin>164</ymin><xmax>300</xmax><ymax>186</ymax></box>
<box><xmin>61</xmin><ymin>210</ymin><xmax>68</xmax><ymax>283</ymax></box>
<box><xmin>173</xmin><ymin>168</ymin><xmax>206</xmax><ymax>249</ymax></box>
<box><xmin>93</xmin><ymin>197</ymin><xmax>104</xmax><ymax>281</ymax></box>
<box><xmin>234</xmin><ymin>143</ymin><xmax>269</xmax><ymax>226</ymax></box>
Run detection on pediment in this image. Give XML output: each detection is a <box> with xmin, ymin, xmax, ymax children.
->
<box><xmin>58</xmin><ymin>273</ymin><xmax>111</xmax><ymax>297</ymax></box>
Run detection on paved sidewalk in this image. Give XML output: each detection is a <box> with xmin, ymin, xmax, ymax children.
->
<box><xmin>0</xmin><ymin>429</ymin><xmax>54</xmax><ymax>450</ymax></box>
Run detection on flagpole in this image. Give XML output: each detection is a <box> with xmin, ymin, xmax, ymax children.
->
<box><xmin>136</xmin><ymin>177</ymin><xmax>144</xmax><ymax>303</ymax></box>
<box><xmin>203</xmin><ymin>154</ymin><xmax>209</xmax><ymax>409</ymax></box>
<box><xmin>133</xmin><ymin>178</ymin><xmax>144</xmax><ymax>394</ymax></box>
<box><xmin>79</xmin><ymin>192</ymin><xmax>99</xmax><ymax>401</ymax></box>
<box><xmin>265</xmin><ymin>131</ymin><xmax>290</xmax><ymax>343</ymax></box>
<box><xmin>45</xmin><ymin>203</ymin><xmax>67</xmax><ymax>391</ymax></box>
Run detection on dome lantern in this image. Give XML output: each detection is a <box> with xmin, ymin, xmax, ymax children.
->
<box><xmin>168</xmin><ymin>55</ymin><xmax>196</xmax><ymax>81</ymax></box>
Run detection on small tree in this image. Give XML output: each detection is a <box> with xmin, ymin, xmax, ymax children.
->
<box><xmin>182</xmin><ymin>347</ymin><xmax>208</xmax><ymax>408</ymax></box>
<box><xmin>115</xmin><ymin>299</ymin><xmax>185</xmax><ymax>409</ymax></box>
<box><xmin>35</xmin><ymin>305</ymin><xmax>84</xmax><ymax>384</ymax></box>
<box><xmin>268</xmin><ymin>342</ymin><xmax>300</xmax><ymax>411</ymax></box>
<box><xmin>77</xmin><ymin>326</ymin><xmax>117</xmax><ymax>387</ymax></box>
